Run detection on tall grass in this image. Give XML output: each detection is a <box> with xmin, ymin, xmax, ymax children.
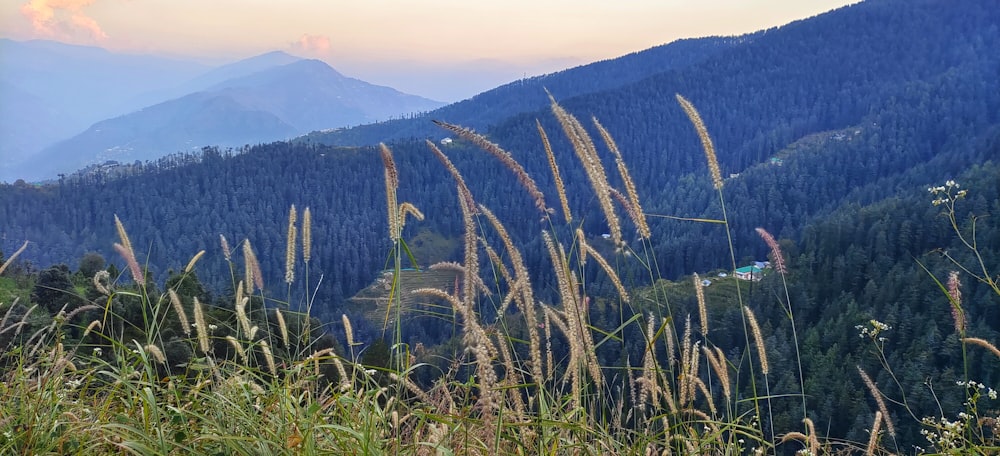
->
<box><xmin>5</xmin><ymin>95</ymin><xmax>992</xmax><ymax>455</ymax></box>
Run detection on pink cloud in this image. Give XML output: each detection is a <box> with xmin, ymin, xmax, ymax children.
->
<box><xmin>20</xmin><ymin>0</ymin><xmax>108</xmax><ymax>41</ymax></box>
<box><xmin>290</xmin><ymin>34</ymin><xmax>332</xmax><ymax>56</ymax></box>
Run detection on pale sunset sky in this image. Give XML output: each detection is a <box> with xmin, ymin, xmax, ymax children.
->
<box><xmin>2</xmin><ymin>0</ymin><xmax>858</xmax><ymax>101</ymax></box>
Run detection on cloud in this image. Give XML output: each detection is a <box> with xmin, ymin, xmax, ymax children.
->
<box><xmin>290</xmin><ymin>34</ymin><xmax>332</xmax><ymax>56</ymax></box>
<box><xmin>20</xmin><ymin>0</ymin><xmax>108</xmax><ymax>41</ymax></box>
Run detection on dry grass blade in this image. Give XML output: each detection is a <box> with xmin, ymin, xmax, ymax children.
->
<box><xmin>260</xmin><ymin>340</ymin><xmax>276</xmax><ymax>374</ymax></box>
<box><xmin>398</xmin><ymin>202</ymin><xmax>425</xmax><ymax>234</ymax></box>
<box><xmin>694</xmin><ymin>273</ymin><xmax>707</xmax><ymax>336</ymax></box>
<box><xmin>243</xmin><ymin>240</ymin><xmax>264</xmax><ymax>293</ymax></box>
<box><xmin>302</xmin><ymin>207</ymin><xmax>312</xmax><ymax>263</ymax></box>
<box><xmin>285</xmin><ymin>205</ymin><xmax>297</xmax><ymax>284</ymax></box>
<box><xmin>640</xmin><ymin>313</ymin><xmax>659</xmax><ymax>407</ymax></box>
<box><xmin>144</xmin><ymin>344</ymin><xmax>166</xmax><ymax>364</ymax></box>
<box><xmin>114</xmin><ymin>214</ymin><xmax>135</xmax><ymax>258</ymax></box>
<box><xmin>537</xmin><ymin>119</ymin><xmax>572</xmax><ymax>224</ymax></box>
<box><xmin>185</xmin><ymin>250</ymin><xmax>205</xmax><ymax>274</ymax></box>
<box><xmin>168</xmin><ymin>289</ymin><xmax>191</xmax><ymax>336</ymax></box>
<box><xmin>593</xmin><ymin>116</ymin><xmax>650</xmax><ymax>239</ymax></box>
<box><xmin>542</xmin><ymin>231</ymin><xmax>594</xmax><ymax>405</ymax></box>
<box><xmin>0</xmin><ymin>240</ymin><xmax>29</xmax><ymax>276</ymax></box>
<box><xmin>433</xmin><ymin>120</ymin><xmax>548</xmax><ymax>214</ymax></box>
<box><xmin>608</xmin><ymin>188</ymin><xmax>644</xmax><ymax>238</ymax></box>
<box><xmin>219</xmin><ymin>234</ymin><xmax>232</xmax><ymax>261</ymax></box>
<box><xmin>857</xmin><ymin>366</ymin><xmax>895</xmax><ymax>437</ymax></box>
<box><xmin>380</xmin><ymin>144</ymin><xmax>400</xmax><ymax>241</ymax></box>
<box><xmin>743</xmin><ymin>306</ymin><xmax>769</xmax><ymax>375</ymax></box>
<box><xmin>947</xmin><ymin>271</ymin><xmax>964</xmax><ymax>332</ymax></box>
<box><xmin>755</xmin><ymin>228</ymin><xmax>787</xmax><ymax>274</ymax></box>
<box><xmin>425</xmin><ymin>140</ymin><xmax>476</xmax><ymax>213</ymax></box>
<box><xmin>478</xmin><ymin>205</ymin><xmax>544</xmax><ymax>386</ymax></box>
<box><xmin>193</xmin><ymin>297</ymin><xmax>211</xmax><ymax>354</ymax></box>
<box><xmin>113</xmin><ymin>242</ymin><xmax>143</xmax><ymax>284</ymax></box>
<box><xmin>548</xmin><ymin>95</ymin><xmax>623</xmax><ymax>247</ymax></box>
<box><xmin>962</xmin><ymin>337</ymin><xmax>1000</xmax><ymax>359</ymax></box>
<box><xmin>458</xmin><ymin>185</ymin><xmax>479</xmax><ymax>305</ymax></box>
<box><xmin>866</xmin><ymin>412</ymin><xmax>882</xmax><ymax>456</ymax></box>
<box><xmin>335</xmin><ymin>314</ymin><xmax>352</xmax><ymax>350</ymax></box>
<box><xmin>578</xmin><ymin>235</ymin><xmax>629</xmax><ymax>303</ymax></box>
<box><xmin>675</xmin><ymin>94</ymin><xmax>723</xmax><ymax>190</ymax></box>
<box><xmin>114</xmin><ymin>214</ymin><xmax>143</xmax><ymax>284</ymax></box>
<box><xmin>275</xmin><ymin>308</ymin><xmax>290</xmax><ymax>347</ymax></box>
<box><xmin>412</xmin><ymin>287</ymin><xmax>498</xmax><ymax>416</ymax></box>
<box><xmin>702</xmin><ymin>345</ymin><xmax>730</xmax><ymax>400</ymax></box>
<box><xmin>803</xmin><ymin>417</ymin><xmax>820</xmax><ymax>455</ymax></box>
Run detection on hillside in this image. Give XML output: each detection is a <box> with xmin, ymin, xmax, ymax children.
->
<box><xmin>12</xmin><ymin>59</ymin><xmax>444</xmax><ymax>181</ymax></box>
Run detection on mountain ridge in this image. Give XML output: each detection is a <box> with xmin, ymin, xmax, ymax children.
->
<box><xmin>6</xmin><ymin>58</ymin><xmax>445</xmax><ymax>181</ymax></box>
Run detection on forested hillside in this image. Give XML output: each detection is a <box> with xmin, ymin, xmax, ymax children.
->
<box><xmin>1</xmin><ymin>0</ymin><xmax>999</xmax><ymax>447</ymax></box>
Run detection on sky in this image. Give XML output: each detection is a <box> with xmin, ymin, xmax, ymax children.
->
<box><xmin>2</xmin><ymin>0</ymin><xmax>858</xmax><ymax>102</ymax></box>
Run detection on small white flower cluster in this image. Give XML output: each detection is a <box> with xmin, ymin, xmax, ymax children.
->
<box><xmin>856</xmin><ymin>319</ymin><xmax>891</xmax><ymax>340</ymax></box>
<box><xmin>919</xmin><ymin>381</ymin><xmax>999</xmax><ymax>452</ymax></box>
<box><xmin>920</xmin><ymin>415</ymin><xmax>965</xmax><ymax>451</ymax></box>
<box><xmin>928</xmin><ymin>180</ymin><xmax>967</xmax><ymax>206</ymax></box>
<box><xmin>957</xmin><ymin>380</ymin><xmax>998</xmax><ymax>400</ymax></box>
<box><xmin>65</xmin><ymin>378</ymin><xmax>83</xmax><ymax>390</ymax></box>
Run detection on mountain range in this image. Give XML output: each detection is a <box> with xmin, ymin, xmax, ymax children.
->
<box><xmin>0</xmin><ymin>43</ymin><xmax>444</xmax><ymax>182</ymax></box>
<box><xmin>1</xmin><ymin>0</ymin><xmax>999</xmax><ymax>446</ymax></box>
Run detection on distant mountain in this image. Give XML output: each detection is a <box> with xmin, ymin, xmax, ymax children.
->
<box><xmin>128</xmin><ymin>51</ymin><xmax>304</xmax><ymax>107</ymax></box>
<box><xmin>0</xmin><ymin>39</ymin><xmax>210</xmax><ymax>121</ymax></box>
<box><xmin>205</xmin><ymin>59</ymin><xmax>444</xmax><ymax>131</ymax></box>
<box><xmin>12</xmin><ymin>59</ymin><xmax>445</xmax><ymax>180</ymax></box>
<box><xmin>0</xmin><ymin>80</ymin><xmax>63</xmax><ymax>164</ymax></box>
<box><xmin>0</xmin><ymin>39</ymin><xmax>210</xmax><ymax>171</ymax></box>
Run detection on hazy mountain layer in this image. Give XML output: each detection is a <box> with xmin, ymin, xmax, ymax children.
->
<box><xmin>7</xmin><ymin>59</ymin><xmax>444</xmax><ymax>181</ymax></box>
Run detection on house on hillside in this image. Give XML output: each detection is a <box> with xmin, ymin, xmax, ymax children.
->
<box><xmin>735</xmin><ymin>265</ymin><xmax>763</xmax><ymax>282</ymax></box>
